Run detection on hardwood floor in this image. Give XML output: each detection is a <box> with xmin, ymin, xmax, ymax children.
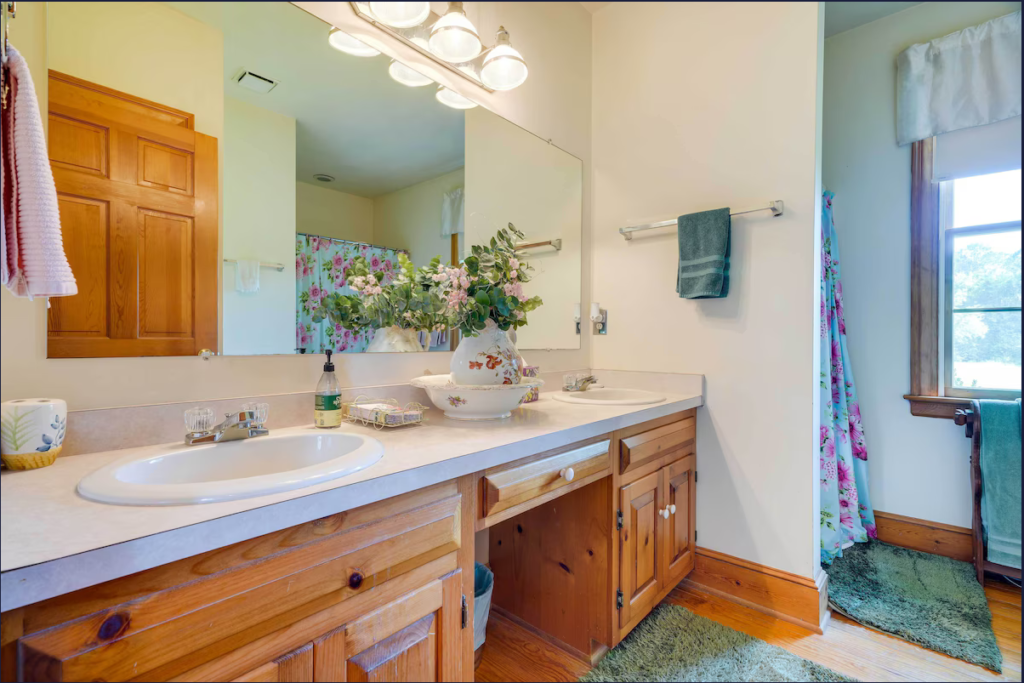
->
<box><xmin>476</xmin><ymin>578</ymin><xmax>1023</xmax><ymax>683</ymax></box>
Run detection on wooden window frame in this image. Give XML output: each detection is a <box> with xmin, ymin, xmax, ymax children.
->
<box><xmin>904</xmin><ymin>138</ymin><xmax>1022</xmax><ymax>418</ymax></box>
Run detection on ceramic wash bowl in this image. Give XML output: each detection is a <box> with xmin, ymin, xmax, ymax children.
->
<box><xmin>77</xmin><ymin>431</ymin><xmax>384</xmax><ymax>506</ymax></box>
<box><xmin>411</xmin><ymin>374</ymin><xmax>544</xmax><ymax>420</ymax></box>
<box><xmin>552</xmin><ymin>388</ymin><xmax>666</xmax><ymax>406</ymax></box>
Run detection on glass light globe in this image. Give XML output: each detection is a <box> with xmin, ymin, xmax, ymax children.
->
<box><xmin>369</xmin><ymin>2</ymin><xmax>430</xmax><ymax>29</ymax></box>
<box><xmin>328</xmin><ymin>28</ymin><xmax>380</xmax><ymax>57</ymax></box>
<box><xmin>428</xmin><ymin>3</ymin><xmax>482</xmax><ymax>63</ymax></box>
<box><xmin>436</xmin><ymin>86</ymin><xmax>478</xmax><ymax>110</ymax></box>
<box><xmin>389</xmin><ymin>60</ymin><xmax>434</xmax><ymax>87</ymax></box>
<box><xmin>481</xmin><ymin>28</ymin><xmax>528</xmax><ymax>91</ymax></box>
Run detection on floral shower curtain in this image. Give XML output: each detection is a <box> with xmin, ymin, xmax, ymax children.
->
<box><xmin>296</xmin><ymin>234</ymin><xmax>406</xmax><ymax>354</ymax></box>
<box><xmin>820</xmin><ymin>192</ymin><xmax>877</xmax><ymax>565</ymax></box>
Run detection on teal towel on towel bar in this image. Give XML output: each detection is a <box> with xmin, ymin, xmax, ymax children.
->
<box><xmin>978</xmin><ymin>399</ymin><xmax>1022</xmax><ymax>570</ymax></box>
<box><xmin>676</xmin><ymin>208</ymin><xmax>730</xmax><ymax>299</ymax></box>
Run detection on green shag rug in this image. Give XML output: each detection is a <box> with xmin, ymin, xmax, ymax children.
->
<box><xmin>581</xmin><ymin>605</ymin><xmax>854</xmax><ymax>682</ymax></box>
<box><xmin>827</xmin><ymin>541</ymin><xmax>1002</xmax><ymax>673</ymax></box>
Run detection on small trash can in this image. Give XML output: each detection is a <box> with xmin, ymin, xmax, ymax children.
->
<box><xmin>474</xmin><ymin>563</ymin><xmax>494</xmax><ymax>669</ymax></box>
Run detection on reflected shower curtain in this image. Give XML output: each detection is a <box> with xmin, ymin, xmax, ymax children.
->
<box><xmin>820</xmin><ymin>192</ymin><xmax>877</xmax><ymax>564</ymax></box>
<box><xmin>295</xmin><ymin>235</ymin><xmax>406</xmax><ymax>354</ymax></box>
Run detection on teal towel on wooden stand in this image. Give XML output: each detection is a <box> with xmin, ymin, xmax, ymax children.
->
<box><xmin>676</xmin><ymin>208</ymin><xmax>730</xmax><ymax>298</ymax></box>
<box><xmin>978</xmin><ymin>399</ymin><xmax>1022</xmax><ymax>570</ymax></box>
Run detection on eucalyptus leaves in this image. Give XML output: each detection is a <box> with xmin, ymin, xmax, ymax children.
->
<box><xmin>312</xmin><ymin>224</ymin><xmax>543</xmax><ymax>339</ymax></box>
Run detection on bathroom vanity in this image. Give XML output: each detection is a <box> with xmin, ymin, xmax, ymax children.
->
<box><xmin>0</xmin><ymin>395</ymin><xmax>700</xmax><ymax>682</ymax></box>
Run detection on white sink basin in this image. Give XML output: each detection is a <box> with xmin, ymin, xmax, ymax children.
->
<box><xmin>78</xmin><ymin>431</ymin><xmax>384</xmax><ymax>506</ymax></box>
<box><xmin>552</xmin><ymin>388</ymin><xmax>666</xmax><ymax>406</ymax></box>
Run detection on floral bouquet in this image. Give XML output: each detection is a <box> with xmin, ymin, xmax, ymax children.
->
<box><xmin>434</xmin><ymin>223</ymin><xmax>543</xmax><ymax>337</ymax></box>
<box><xmin>313</xmin><ymin>253</ymin><xmax>449</xmax><ymax>333</ymax></box>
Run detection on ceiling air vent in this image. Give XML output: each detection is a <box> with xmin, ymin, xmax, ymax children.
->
<box><xmin>235</xmin><ymin>70</ymin><xmax>278</xmax><ymax>94</ymax></box>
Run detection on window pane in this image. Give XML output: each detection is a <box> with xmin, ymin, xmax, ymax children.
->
<box><xmin>953</xmin><ymin>169</ymin><xmax>1022</xmax><ymax>228</ymax></box>
<box><xmin>952</xmin><ymin>229</ymin><xmax>1023</xmax><ymax>309</ymax></box>
<box><xmin>952</xmin><ymin>311</ymin><xmax>1022</xmax><ymax>390</ymax></box>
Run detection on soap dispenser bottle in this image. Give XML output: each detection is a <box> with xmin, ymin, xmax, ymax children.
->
<box><xmin>315</xmin><ymin>350</ymin><xmax>342</xmax><ymax>429</ymax></box>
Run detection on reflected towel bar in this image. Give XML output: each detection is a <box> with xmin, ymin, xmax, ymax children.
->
<box><xmin>619</xmin><ymin>200</ymin><xmax>784</xmax><ymax>241</ymax></box>
<box><xmin>515</xmin><ymin>239</ymin><xmax>563</xmax><ymax>252</ymax></box>
<box><xmin>224</xmin><ymin>259</ymin><xmax>285</xmax><ymax>272</ymax></box>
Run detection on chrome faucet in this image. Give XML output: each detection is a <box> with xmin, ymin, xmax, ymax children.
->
<box><xmin>563</xmin><ymin>374</ymin><xmax>599</xmax><ymax>393</ymax></box>
<box><xmin>185</xmin><ymin>410</ymin><xmax>269</xmax><ymax>446</ymax></box>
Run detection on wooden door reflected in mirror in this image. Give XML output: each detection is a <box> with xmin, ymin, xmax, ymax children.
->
<box><xmin>46</xmin><ymin>72</ymin><xmax>218</xmax><ymax>358</ymax></box>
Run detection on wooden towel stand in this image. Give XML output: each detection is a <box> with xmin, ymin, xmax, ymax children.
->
<box><xmin>954</xmin><ymin>400</ymin><xmax>1023</xmax><ymax>586</ymax></box>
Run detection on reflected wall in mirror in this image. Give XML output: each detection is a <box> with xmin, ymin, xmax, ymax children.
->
<box><xmin>44</xmin><ymin>2</ymin><xmax>582</xmax><ymax>358</ymax></box>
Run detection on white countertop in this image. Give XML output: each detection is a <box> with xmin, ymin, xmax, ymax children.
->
<box><xmin>1</xmin><ymin>390</ymin><xmax>702</xmax><ymax>612</ymax></box>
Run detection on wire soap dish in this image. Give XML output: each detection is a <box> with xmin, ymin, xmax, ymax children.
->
<box><xmin>342</xmin><ymin>397</ymin><xmax>429</xmax><ymax>429</ymax></box>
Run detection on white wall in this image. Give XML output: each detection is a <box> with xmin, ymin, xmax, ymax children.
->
<box><xmin>222</xmin><ymin>97</ymin><xmax>296</xmax><ymax>356</ymax></box>
<box><xmin>296</xmin><ymin>182</ymin><xmax>375</xmax><ymax>244</ymax></box>
<box><xmin>373</xmin><ymin>169</ymin><xmax>464</xmax><ymax>266</ymax></box>
<box><xmin>1</xmin><ymin>1</ymin><xmax>592</xmax><ymax>410</ymax></box>
<box><xmin>465</xmin><ymin>108</ymin><xmax>583</xmax><ymax>351</ymax></box>
<box><xmin>822</xmin><ymin>1</ymin><xmax>1020</xmax><ymax>528</ymax></box>
<box><xmin>592</xmin><ymin>2</ymin><xmax>823</xmax><ymax>577</ymax></box>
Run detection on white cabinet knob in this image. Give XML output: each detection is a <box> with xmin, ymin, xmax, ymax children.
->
<box><xmin>559</xmin><ymin>467</ymin><xmax>575</xmax><ymax>483</ymax></box>
<box><xmin>660</xmin><ymin>508</ymin><xmax>670</xmax><ymax>520</ymax></box>
<box><xmin>669</xmin><ymin>505</ymin><xmax>677</xmax><ymax>515</ymax></box>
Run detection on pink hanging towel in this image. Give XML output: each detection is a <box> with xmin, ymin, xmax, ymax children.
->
<box><xmin>2</xmin><ymin>44</ymin><xmax>76</xmax><ymax>299</ymax></box>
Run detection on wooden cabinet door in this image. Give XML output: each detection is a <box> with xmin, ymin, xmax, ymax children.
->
<box><xmin>662</xmin><ymin>456</ymin><xmax>696</xmax><ymax>585</ymax></box>
<box><xmin>618</xmin><ymin>470</ymin><xmax>663</xmax><ymax>631</ymax></box>
<box><xmin>312</xmin><ymin>571</ymin><xmax>464</xmax><ymax>682</ymax></box>
<box><xmin>233</xmin><ymin>645</ymin><xmax>314</xmax><ymax>682</ymax></box>
<box><xmin>46</xmin><ymin>70</ymin><xmax>218</xmax><ymax>358</ymax></box>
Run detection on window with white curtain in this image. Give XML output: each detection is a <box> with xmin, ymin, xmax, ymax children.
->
<box><xmin>940</xmin><ymin>169</ymin><xmax>1022</xmax><ymax>398</ymax></box>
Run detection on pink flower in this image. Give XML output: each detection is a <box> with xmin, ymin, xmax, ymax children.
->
<box><xmin>333</xmin><ymin>254</ymin><xmax>345</xmax><ymax>269</ymax></box>
<box><xmin>835</xmin><ymin>282</ymin><xmax>846</xmax><ymax>334</ymax></box>
<box><xmin>840</xmin><ymin>511</ymin><xmax>854</xmax><ymax>529</ymax></box>
<box><xmin>310</xmin><ymin>285</ymin><xmax>321</xmax><ymax>300</ymax></box>
<box><xmin>837</xmin><ymin>459</ymin><xmax>853</xmax><ymax>488</ymax></box>
<box><xmin>383</xmin><ymin>259</ymin><xmax>393</xmax><ymax>272</ymax></box>
<box><xmin>864</xmin><ymin>523</ymin><xmax>878</xmax><ymax>540</ymax></box>
<box><xmin>370</xmin><ymin>255</ymin><xmax>382</xmax><ymax>271</ymax></box>
<box><xmin>335</xmin><ymin>323</ymin><xmax>344</xmax><ymax>333</ymax></box>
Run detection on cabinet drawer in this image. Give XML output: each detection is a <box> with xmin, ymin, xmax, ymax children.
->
<box><xmin>17</xmin><ymin>492</ymin><xmax>463</xmax><ymax>682</ymax></box>
<box><xmin>482</xmin><ymin>440</ymin><xmax>611</xmax><ymax>518</ymax></box>
<box><xmin>620</xmin><ymin>417</ymin><xmax>695</xmax><ymax>476</ymax></box>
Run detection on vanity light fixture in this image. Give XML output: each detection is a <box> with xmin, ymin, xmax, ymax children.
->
<box><xmin>328</xmin><ymin>27</ymin><xmax>381</xmax><ymax>57</ymax></box>
<box><xmin>389</xmin><ymin>60</ymin><xmax>433</xmax><ymax>87</ymax></box>
<box><xmin>480</xmin><ymin>26</ymin><xmax>528</xmax><ymax>91</ymax></box>
<box><xmin>435</xmin><ymin>85</ymin><xmax>478</xmax><ymax>109</ymax></box>
<box><xmin>428</xmin><ymin>2</ymin><xmax>482</xmax><ymax>63</ymax></box>
<box><xmin>368</xmin><ymin>1</ymin><xmax>430</xmax><ymax>28</ymax></box>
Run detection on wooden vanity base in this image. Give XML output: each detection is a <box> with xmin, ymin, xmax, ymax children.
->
<box><xmin>1</xmin><ymin>411</ymin><xmax>698</xmax><ymax>681</ymax></box>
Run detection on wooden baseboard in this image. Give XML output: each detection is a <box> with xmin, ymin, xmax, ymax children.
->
<box><xmin>683</xmin><ymin>547</ymin><xmax>827</xmax><ymax>634</ymax></box>
<box><xmin>873</xmin><ymin>511</ymin><xmax>973</xmax><ymax>563</ymax></box>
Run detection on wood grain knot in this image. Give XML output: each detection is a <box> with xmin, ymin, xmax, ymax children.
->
<box><xmin>349</xmin><ymin>572</ymin><xmax>365</xmax><ymax>590</ymax></box>
<box><xmin>558</xmin><ymin>562</ymin><xmax>573</xmax><ymax>575</ymax></box>
<box><xmin>98</xmin><ymin>612</ymin><xmax>131</xmax><ymax>641</ymax></box>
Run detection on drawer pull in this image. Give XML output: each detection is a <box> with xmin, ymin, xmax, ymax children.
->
<box><xmin>349</xmin><ymin>572</ymin><xmax>364</xmax><ymax>590</ymax></box>
<box><xmin>559</xmin><ymin>467</ymin><xmax>575</xmax><ymax>483</ymax></box>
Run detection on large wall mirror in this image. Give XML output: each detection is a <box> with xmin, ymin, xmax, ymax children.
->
<box><xmin>44</xmin><ymin>1</ymin><xmax>582</xmax><ymax>358</ymax></box>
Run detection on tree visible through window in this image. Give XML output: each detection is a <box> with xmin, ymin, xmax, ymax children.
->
<box><xmin>942</xmin><ymin>170</ymin><xmax>1022</xmax><ymax>398</ymax></box>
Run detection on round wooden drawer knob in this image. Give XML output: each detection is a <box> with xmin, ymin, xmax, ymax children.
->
<box><xmin>349</xmin><ymin>572</ymin><xmax>364</xmax><ymax>590</ymax></box>
<box><xmin>559</xmin><ymin>467</ymin><xmax>575</xmax><ymax>483</ymax></box>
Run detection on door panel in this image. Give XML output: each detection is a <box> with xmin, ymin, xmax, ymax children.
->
<box><xmin>48</xmin><ymin>114</ymin><xmax>108</xmax><ymax>177</ymax></box>
<box><xmin>619</xmin><ymin>471</ymin><xmax>663</xmax><ymax>630</ymax></box>
<box><xmin>663</xmin><ymin>456</ymin><xmax>696</xmax><ymax>585</ymax></box>
<box><xmin>138</xmin><ymin>209</ymin><xmax>193</xmax><ymax>337</ymax></box>
<box><xmin>138</xmin><ymin>139</ymin><xmax>194</xmax><ymax>195</ymax></box>
<box><xmin>313</xmin><ymin>571</ymin><xmax>463</xmax><ymax>683</ymax></box>
<box><xmin>348</xmin><ymin>613</ymin><xmax>437</xmax><ymax>682</ymax></box>
<box><xmin>47</xmin><ymin>70</ymin><xmax>217</xmax><ymax>358</ymax></box>
<box><xmin>48</xmin><ymin>196</ymin><xmax>109</xmax><ymax>338</ymax></box>
<box><xmin>232</xmin><ymin>644</ymin><xmax>313</xmax><ymax>683</ymax></box>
